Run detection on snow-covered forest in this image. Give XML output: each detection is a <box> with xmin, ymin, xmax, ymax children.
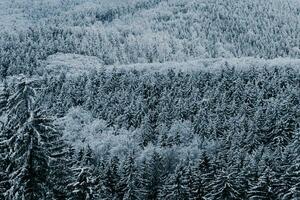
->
<box><xmin>0</xmin><ymin>0</ymin><xmax>300</xmax><ymax>199</ymax></box>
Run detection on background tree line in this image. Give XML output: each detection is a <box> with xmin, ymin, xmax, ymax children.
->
<box><xmin>1</xmin><ymin>0</ymin><xmax>299</xmax><ymax>79</ymax></box>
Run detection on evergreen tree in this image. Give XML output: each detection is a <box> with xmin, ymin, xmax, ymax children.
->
<box><xmin>102</xmin><ymin>156</ymin><xmax>121</xmax><ymax>199</ymax></box>
<box><xmin>69</xmin><ymin>146</ymin><xmax>97</xmax><ymax>200</ymax></box>
<box><xmin>140</xmin><ymin>115</ymin><xmax>156</xmax><ymax>146</ymax></box>
<box><xmin>0</xmin><ymin>78</ymin><xmax>72</xmax><ymax>200</ymax></box>
<box><xmin>3</xmin><ymin>79</ymin><xmax>48</xmax><ymax>199</ymax></box>
<box><xmin>190</xmin><ymin>160</ymin><xmax>205</xmax><ymax>200</ymax></box>
<box><xmin>0</xmin><ymin>81</ymin><xmax>9</xmax><ymax>199</ymax></box>
<box><xmin>48</xmin><ymin>137</ymin><xmax>74</xmax><ymax>199</ymax></box>
<box><xmin>248</xmin><ymin>167</ymin><xmax>276</xmax><ymax>200</ymax></box>
<box><xmin>0</xmin><ymin>81</ymin><xmax>9</xmax><ymax>115</ymax></box>
<box><xmin>139</xmin><ymin>150</ymin><xmax>165</xmax><ymax>200</ymax></box>
<box><xmin>161</xmin><ymin>163</ymin><xmax>189</xmax><ymax>200</ymax></box>
<box><xmin>205</xmin><ymin>169</ymin><xmax>240</xmax><ymax>200</ymax></box>
<box><xmin>120</xmin><ymin>152</ymin><xmax>139</xmax><ymax>200</ymax></box>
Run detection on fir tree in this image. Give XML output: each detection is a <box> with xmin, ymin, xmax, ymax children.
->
<box><xmin>102</xmin><ymin>156</ymin><xmax>121</xmax><ymax>199</ymax></box>
<box><xmin>139</xmin><ymin>150</ymin><xmax>165</xmax><ymax>200</ymax></box>
<box><xmin>120</xmin><ymin>152</ymin><xmax>139</xmax><ymax>200</ymax></box>
<box><xmin>248</xmin><ymin>167</ymin><xmax>276</xmax><ymax>200</ymax></box>
<box><xmin>4</xmin><ymin>79</ymin><xmax>48</xmax><ymax>199</ymax></box>
<box><xmin>162</xmin><ymin>163</ymin><xmax>189</xmax><ymax>200</ymax></box>
<box><xmin>205</xmin><ymin>169</ymin><xmax>240</xmax><ymax>200</ymax></box>
<box><xmin>69</xmin><ymin>146</ymin><xmax>97</xmax><ymax>200</ymax></box>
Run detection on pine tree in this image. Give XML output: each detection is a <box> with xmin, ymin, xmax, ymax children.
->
<box><xmin>102</xmin><ymin>156</ymin><xmax>120</xmax><ymax>199</ymax></box>
<box><xmin>139</xmin><ymin>150</ymin><xmax>165</xmax><ymax>200</ymax></box>
<box><xmin>281</xmin><ymin>131</ymin><xmax>300</xmax><ymax>199</ymax></box>
<box><xmin>48</xmin><ymin>136</ymin><xmax>74</xmax><ymax>199</ymax></box>
<box><xmin>0</xmin><ymin>78</ymin><xmax>72</xmax><ymax>200</ymax></box>
<box><xmin>3</xmin><ymin>79</ymin><xmax>49</xmax><ymax>199</ymax></box>
<box><xmin>0</xmin><ymin>81</ymin><xmax>9</xmax><ymax>199</ymax></box>
<box><xmin>190</xmin><ymin>160</ymin><xmax>205</xmax><ymax>200</ymax></box>
<box><xmin>162</xmin><ymin>163</ymin><xmax>189</xmax><ymax>200</ymax></box>
<box><xmin>0</xmin><ymin>81</ymin><xmax>9</xmax><ymax>116</ymax></box>
<box><xmin>140</xmin><ymin>115</ymin><xmax>156</xmax><ymax>146</ymax></box>
<box><xmin>205</xmin><ymin>169</ymin><xmax>240</xmax><ymax>200</ymax></box>
<box><xmin>120</xmin><ymin>152</ymin><xmax>139</xmax><ymax>200</ymax></box>
<box><xmin>283</xmin><ymin>183</ymin><xmax>300</xmax><ymax>200</ymax></box>
<box><xmin>69</xmin><ymin>146</ymin><xmax>97</xmax><ymax>200</ymax></box>
<box><xmin>248</xmin><ymin>167</ymin><xmax>276</xmax><ymax>200</ymax></box>
<box><xmin>70</xmin><ymin>167</ymin><xmax>93</xmax><ymax>200</ymax></box>
<box><xmin>199</xmin><ymin>152</ymin><xmax>215</xmax><ymax>197</ymax></box>
<box><xmin>282</xmin><ymin>160</ymin><xmax>300</xmax><ymax>200</ymax></box>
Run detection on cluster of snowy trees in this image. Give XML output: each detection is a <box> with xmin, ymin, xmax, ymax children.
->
<box><xmin>1</xmin><ymin>0</ymin><xmax>299</xmax><ymax>78</ymax></box>
<box><xmin>1</xmin><ymin>64</ymin><xmax>300</xmax><ymax>199</ymax></box>
<box><xmin>1</xmin><ymin>0</ymin><xmax>300</xmax><ymax>199</ymax></box>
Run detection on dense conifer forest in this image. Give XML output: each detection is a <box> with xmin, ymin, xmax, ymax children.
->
<box><xmin>0</xmin><ymin>0</ymin><xmax>300</xmax><ymax>199</ymax></box>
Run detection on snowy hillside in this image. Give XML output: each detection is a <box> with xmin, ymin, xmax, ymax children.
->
<box><xmin>0</xmin><ymin>0</ymin><xmax>300</xmax><ymax>199</ymax></box>
<box><xmin>1</xmin><ymin>0</ymin><xmax>300</xmax><ymax>78</ymax></box>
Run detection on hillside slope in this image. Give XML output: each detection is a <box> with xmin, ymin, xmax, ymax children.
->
<box><xmin>0</xmin><ymin>0</ymin><xmax>300</xmax><ymax>78</ymax></box>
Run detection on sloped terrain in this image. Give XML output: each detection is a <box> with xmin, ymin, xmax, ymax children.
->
<box><xmin>1</xmin><ymin>0</ymin><xmax>300</xmax><ymax>78</ymax></box>
<box><xmin>1</xmin><ymin>0</ymin><xmax>300</xmax><ymax>199</ymax></box>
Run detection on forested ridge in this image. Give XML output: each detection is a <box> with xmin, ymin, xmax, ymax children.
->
<box><xmin>0</xmin><ymin>0</ymin><xmax>300</xmax><ymax>199</ymax></box>
<box><xmin>1</xmin><ymin>0</ymin><xmax>300</xmax><ymax>78</ymax></box>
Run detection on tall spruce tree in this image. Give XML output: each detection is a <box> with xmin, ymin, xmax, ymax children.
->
<box><xmin>161</xmin><ymin>162</ymin><xmax>189</xmax><ymax>200</ymax></box>
<box><xmin>139</xmin><ymin>150</ymin><xmax>165</xmax><ymax>200</ymax></box>
<box><xmin>0</xmin><ymin>78</ymin><xmax>72</xmax><ymax>200</ymax></box>
<box><xmin>3</xmin><ymin>79</ymin><xmax>48</xmax><ymax>199</ymax></box>
<box><xmin>119</xmin><ymin>152</ymin><xmax>139</xmax><ymax>200</ymax></box>
<box><xmin>0</xmin><ymin>81</ymin><xmax>10</xmax><ymax>200</ymax></box>
<box><xmin>69</xmin><ymin>146</ymin><xmax>97</xmax><ymax>200</ymax></box>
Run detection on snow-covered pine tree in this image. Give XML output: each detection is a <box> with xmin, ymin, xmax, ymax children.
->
<box><xmin>69</xmin><ymin>167</ymin><xmax>93</xmax><ymax>200</ymax></box>
<box><xmin>3</xmin><ymin>79</ymin><xmax>48</xmax><ymax>199</ymax></box>
<box><xmin>282</xmin><ymin>160</ymin><xmax>300</xmax><ymax>200</ymax></box>
<box><xmin>139</xmin><ymin>150</ymin><xmax>165</xmax><ymax>200</ymax></box>
<box><xmin>48</xmin><ymin>131</ymin><xmax>75</xmax><ymax>199</ymax></box>
<box><xmin>0</xmin><ymin>81</ymin><xmax>9</xmax><ymax>116</ymax></box>
<box><xmin>281</xmin><ymin>131</ymin><xmax>300</xmax><ymax>199</ymax></box>
<box><xmin>0</xmin><ymin>81</ymin><xmax>9</xmax><ymax>199</ymax></box>
<box><xmin>0</xmin><ymin>77</ymin><xmax>72</xmax><ymax>200</ymax></box>
<box><xmin>119</xmin><ymin>152</ymin><xmax>139</xmax><ymax>200</ymax></box>
<box><xmin>140</xmin><ymin>114</ymin><xmax>156</xmax><ymax>146</ymax></box>
<box><xmin>101</xmin><ymin>156</ymin><xmax>120</xmax><ymax>199</ymax></box>
<box><xmin>161</xmin><ymin>162</ymin><xmax>189</xmax><ymax>200</ymax></box>
<box><xmin>190</xmin><ymin>158</ymin><xmax>206</xmax><ymax>200</ymax></box>
<box><xmin>205</xmin><ymin>169</ymin><xmax>240</xmax><ymax>200</ymax></box>
<box><xmin>248</xmin><ymin>167</ymin><xmax>276</xmax><ymax>200</ymax></box>
<box><xmin>69</xmin><ymin>146</ymin><xmax>97</xmax><ymax>200</ymax></box>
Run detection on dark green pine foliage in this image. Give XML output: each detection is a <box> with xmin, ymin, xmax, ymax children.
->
<box><xmin>0</xmin><ymin>81</ymin><xmax>9</xmax><ymax>115</ymax></box>
<box><xmin>190</xmin><ymin>159</ymin><xmax>206</xmax><ymax>200</ymax></box>
<box><xmin>70</xmin><ymin>168</ymin><xmax>92</xmax><ymax>200</ymax></box>
<box><xmin>205</xmin><ymin>168</ymin><xmax>240</xmax><ymax>200</ymax></box>
<box><xmin>282</xmin><ymin>161</ymin><xmax>300</xmax><ymax>200</ymax></box>
<box><xmin>119</xmin><ymin>152</ymin><xmax>139</xmax><ymax>200</ymax></box>
<box><xmin>4</xmin><ymin>79</ymin><xmax>49</xmax><ymax>200</ymax></box>
<box><xmin>281</xmin><ymin>132</ymin><xmax>300</xmax><ymax>199</ymax></box>
<box><xmin>162</xmin><ymin>162</ymin><xmax>189</xmax><ymax>200</ymax></box>
<box><xmin>139</xmin><ymin>150</ymin><xmax>165</xmax><ymax>200</ymax></box>
<box><xmin>140</xmin><ymin>114</ymin><xmax>156</xmax><ymax>146</ymax></box>
<box><xmin>69</xmin><ymin>145</ymin><xmax>97</xmax><ymax>200</ymax></box>
<box><xmin>48</xmin><ymin>132</ymin><xmax>75</xmax><ymax>199</ymax></box>
<box><xmin>248</xmin><ymin>167</ymin><xmax>276</xmax><ymax>200</ymax></box>
<box><xmin>183</xmin><ymin>163</ymin><xmax>196</xmax><ymax>200</ymax></box>
<box><xmin>0</xmin><ymin>81</ymin><xmax>9</xmax><ymax>200</ymax></box>
<box><xmin>200</xmin><ymin>153</ymin><xmax>216</xmax><ymax>197</ymax></box>
<box><xmin>102</xmin><ymin>156</ymin><xmax>121</xmax><ymax>199</ymax></box>
<box><xmin>0</xmin><ymin>78</ymin><xmax>71</xmax><ymax>200</ymax></box>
